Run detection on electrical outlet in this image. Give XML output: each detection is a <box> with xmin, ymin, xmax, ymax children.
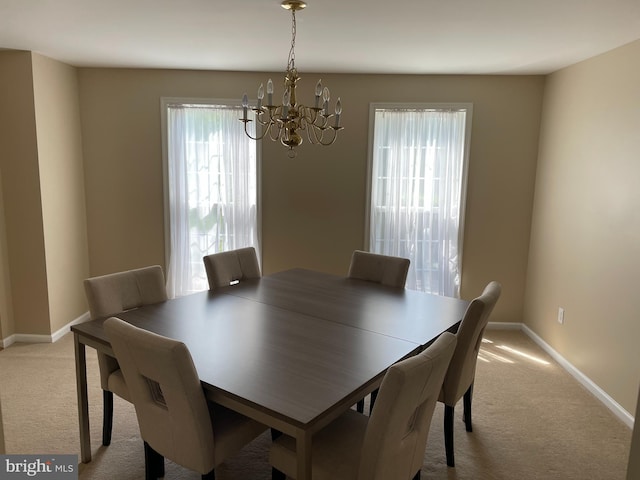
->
<box><xmin>557</xmin><ymin>307</ymin><xmax>565</xmax><ymax>325</ymax></box>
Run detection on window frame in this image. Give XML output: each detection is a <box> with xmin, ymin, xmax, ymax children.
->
<box><xmin>364</xmin><ymin>102</ymin><xmax>473</xmax><ymax>295</ymax></box>
<box><xmin>160</xmin><ymin>96</ymin><xmax>262</xmax><ymax>280</ymax></box>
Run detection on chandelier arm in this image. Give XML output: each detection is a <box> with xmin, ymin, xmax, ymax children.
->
<box><xmin>306</xmin><ymin>122</ymin><xmax>343</xmax><ymax>146</ymax></box>
<box><xmin>254</xmin><ymin>110</ymin><xmax>276</xmax><ymax>128</ymax></box>
<box><xmin>265</xmin><ymin>106</ymin><xmax>283</xmax><ymax>124</ymax></box>
<box><xmin>299</xmin><ymin>106</ymin><xmax>321</xmax><ymax>128</ymax></box>
<box><xmin>253</xmin><ymin>111</ymin><xmax>268</xmax><ymax>127</ymax></box>
<box><xmin>316</xmin><ymin>127</ymin><xmax>341</xmax><ymax>146</ymax></box>
<box><xmin>268</xmin><ymin>121</ymin><xmax>283</xmax><ymax>142</ymax></box>
<box><xmin>240</xmin><ymin>120</ymin><xmax>270</xmax><ymax>141</ymax></box>
<box><xmin>295</xmin><ymin>109</ymin><xmax>310</xmax><ymax>132</ymax></box>
<box><xmin>304</xmin><ymin>119</ymin><xmax>325</xmax><ymax>145</ymax></box>
<box><xmin>314</xmin><ymin>113</ymin><xmax>332</xmax><ymax>130</ymax></box>
<box><xmin>253</xmin><ymin>107</ymin><xmax>285</xmax><ymax>142</ymax></box>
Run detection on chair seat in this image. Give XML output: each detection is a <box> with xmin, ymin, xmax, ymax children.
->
<box><xmin>107</xmin><ymin>369</ymin><xmax>131</xmax><ymax>402</ymax></box>
<box><xmin>270</xmin><ymin>409</ymin><xmax>368</xmax><ymax>480</ymax></box>
<box><xmin>209</xmin><ymin>403</ymin><xmax>269</xmax><ymax>467</ymax></box>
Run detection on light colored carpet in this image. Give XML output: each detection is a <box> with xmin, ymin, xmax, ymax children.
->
<box><xmin>0</xmin><ymin>329</ymin><xmax>631</xmax><ymax>479</ymax></box>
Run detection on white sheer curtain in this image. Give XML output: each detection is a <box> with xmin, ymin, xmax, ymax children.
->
<box><xmin>369</xmin><ymin>107</ymin><xmax>468</xmax><ymax>297</ymax></box>
<box><xmin>165</xmin><ymin>103</ymin><xmax>258</xmax><ymax>297</ymax></box>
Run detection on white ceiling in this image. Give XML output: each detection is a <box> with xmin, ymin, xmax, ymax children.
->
<box><xmin>1</xmin><ymin>0</ymin><xmax>640</xmax><ymax>75</ymax></box>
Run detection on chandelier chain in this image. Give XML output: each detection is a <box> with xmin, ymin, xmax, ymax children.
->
<box><xmin>287</xmin><ymin>9</ymin><xmax>297</xmax><ymax>72</ymax></box>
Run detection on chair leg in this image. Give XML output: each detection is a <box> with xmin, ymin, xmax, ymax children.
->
<box><xmin>369</xmin><ymin>388</ymin><xmax>379</xmax><ymax>415</ymax></box>
<box><xmin>102</xmin><ymin>390</ymin><xmax>113</xmax><ymax>446</ymax></box>
<box><xmin>444</xmin><ymin>405</ymin><xmax>455</xmax><ymax>467</ymax></box>
<box><xmin>272</xmin><ymin>467</ymin><xmax>286</xmax><ymax>480</ymax></box>
<box><xmin>463</xmin><ymin>383</ymin><xmax>473</xmax><ymax>432</ymax></box>
<box><xmin>202</xmin><ymin>470</ymin><xmax>215</xmax><ymax>480</ymax></box>
<box><xmin>144</xmin><ymin>441</ymin><xmax>165</xmax><ymax>480</ymax></box>
<box><xmin>356</xmin><ymin>398</ymin><xmax>365</xmax><ymax>413</ymax></box>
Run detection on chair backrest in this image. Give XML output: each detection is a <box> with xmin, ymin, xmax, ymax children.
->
<box><xmin>104</xmin><ymin>317</ymin><xmax>216</xmax><ymax>474</ymax></box>
<box><xmin>203</xmin><ymin>247</ymin><xmax>261</xmax><ymax>289</ymax></box>
<box><xmin>359</xmin><ymin>332</ymin><xmax>457</xmax><ymax>480</ymax></box>
<box><xmin>440</xmin><ymin>281</ymin><xmax>502</xmax><ymax>406</ymax></box>
<box><xmin>347</xmin><ymin>250</ymin><xmax>410</xmax><ymax>288</ymax></box>
<box><xmin>83</xmin><ymin>265</ymin><xmax>168</xmax><ymax>320</ymax></box>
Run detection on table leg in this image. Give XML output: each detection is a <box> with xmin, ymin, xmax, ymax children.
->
<box><xmin>74</xmin><ymin>333</ymin><xmax>91</xmax><ymax>463</ymax></box>
<box><xmin>296</xmin><ymin>429</ymin><xmax>312</xmax><ymax>480</ymax></box>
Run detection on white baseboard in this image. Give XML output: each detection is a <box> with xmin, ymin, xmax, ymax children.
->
<box><xmin>1</xmin><ymin>311</ymin><xmax>90</xmax><ymax>348</ymax></box>
<box><xmin>487</xmin><ymin>321</ymin><xmax>522</xmax><ymax>330</ymax></box>
<box><xmin>488</xmin><ymin>321</ymin><xmax>633</xmax><ymax>428</ymax></box>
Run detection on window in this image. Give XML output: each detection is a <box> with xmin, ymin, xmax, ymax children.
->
<box><xmin>366</xmin><ymin>104</ymin><xmax>472</xmax><ymax>297</ymax></box>
<box><xmin>161</xmin><ymin>99</ymin><xmax>260</xmax><ymax>297</ymax></box>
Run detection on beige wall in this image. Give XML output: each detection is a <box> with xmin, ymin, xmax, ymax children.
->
<box><xmin>0</xmin><ymin>51</ymin><xmax>50</xmax><ymax>336</ymax></box>
<box><xmin>524</xmin><ymin>40</ymin><xmax>640</xmax><ymax>413</ymax></box>
<box><xmin>77</xmin><ymin>70</ymin><xmax>544</xmax><ymax>325</ymax></box>
<box><xmin>628</xmin><ymin>386</ymin><xmax>640</xmax><ymax>479</ymax></box>
<box><xmin>32</xmin><ymin>53</ymin><xmax>90</xmax><ymax>333</ymax></box>
<box><xmin>0</xmin><ymin>167</ymin><xmax>14</xmax><ymax>340</ymax></box>
<box><xmin>0</xmin><ymin>393</ymin><xmax>4</xmax><ymax>453</ymax></box>
<box><xmin>0</xmin><ymin>51</ymin><xmax>89</xmax><ymax>338</ymax></box>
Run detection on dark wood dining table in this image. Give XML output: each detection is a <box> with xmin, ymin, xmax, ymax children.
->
<box><xmin>72</xmin><ymin>268</ymin><xmax>469</xmax><ymax>480</ymax></box>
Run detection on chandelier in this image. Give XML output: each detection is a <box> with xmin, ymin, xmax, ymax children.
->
<box><xmin>240</xmin><ymin>0</ymin><xmax>343</xmax><ymax>158</ymax></box>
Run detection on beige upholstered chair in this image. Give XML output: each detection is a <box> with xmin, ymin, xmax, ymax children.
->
<box><xmin>203</xmin><ymin>247</ymin><xmax>261</xmax><ymax>289</ymax></box>
<box><xmin>104</xmin><ymin>317</ymin><xmax>268</xmax><ymax>480</ymax></box>
<box><xmin>350</xmin><ymin>250</ymin><xmax>410</xmax><ymax>413</ymax></box>
<box><xmin>439</xmin><ymin>281</ymin><xmax>502</xmax><ymax>467</ymax></box>
<box><xmin>83</xmin><ymin>265</ymin><xmax>168</xmax><ymax>446</ymax></box>
<box><xmin>270</xmin><ymin>332</ymin><xmax>457</xmax><ymax>480</ymax></box>
<box><xmin>347</xmin><ymin>250</ymin><xmax>410</xmax><ymax>288</ymax></box>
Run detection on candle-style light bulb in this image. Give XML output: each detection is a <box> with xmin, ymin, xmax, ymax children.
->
<box><xmin>282</xmin><ymin>90</ymin><xmax>290</xmax><ymax>119</ymax></box>
<box><xmin>334</xmin><ymin>97</ymin><xmax>342</xmax><ymax>127</ymax></box>
<box><xmin>257</xmin><ymin>84</ymin><xmax>264</xmax><ymax>109</ymax></box>
<box><xmin>242</xmin><ymin>93</ymin><xmax>248</xmax><ymax>120</ymax></box>
<box><xmin>314</xmin><ymin>79</ymin><xmax>322</xmax><ymax>108</ymax></box>
<box><xmin>322</xmin><ymin>87</ymin><xmax>330</xmax><ymax>115</ymax></box>
<box><xmin>267</xmin><ymin>79</ymin><xmax>274</xmax><ymax>106</ymax></box>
